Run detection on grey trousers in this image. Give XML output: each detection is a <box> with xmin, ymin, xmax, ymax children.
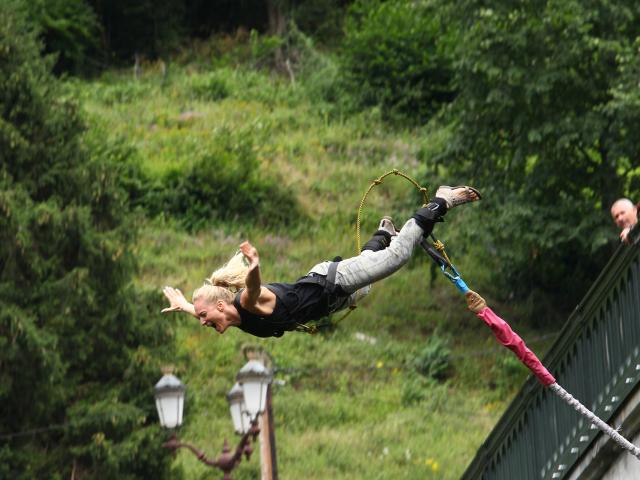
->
<box><xmin>307</xmin><ymin>219</ymin><xmax>425</xmax><ymax>311</ymax></box>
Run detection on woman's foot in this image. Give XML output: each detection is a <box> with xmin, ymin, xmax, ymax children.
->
<box><xmin>377</xmin><ymin>216</ymin><xmax>398</xmax><ymax>237</ymax></box>
<box><xmin>434</xmin><ymin>186</ymin><xmax>481</xmax><ymax>209</ymax></box>
<box><xmin>361</xmin><ymin>217</ymin><xmax>398</xmax><ymax>252</ymax></box>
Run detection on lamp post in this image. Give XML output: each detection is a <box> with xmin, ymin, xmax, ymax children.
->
<box><xmin>155</xmin><ymin>361</ymin><xmax>274</xmax><ymax>480</ymax></box>
<box><xmin>237</xmin><ymin>360</ymin><xmax>277</xmax><ymax>480</ymax></box>
<box><xmin>236</xmin><ymin>360</ymin><xmax>271</xmax><ymax>421</ymax></box>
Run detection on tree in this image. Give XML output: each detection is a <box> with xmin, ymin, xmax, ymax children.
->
<box><xmin>0</xmin><ymin>4</ymin><xmax>177</xmax><ymax>478</ymax></box>
<box><xmin>341</xmin><ymin>0</ymin><xmax>457</xmax><ymax>123</ymax></box>
<box><xmin>440</xmin><ymin>0</ymin><xmax>640</xmax><ymax>318</ymax></box>
<box><xmin>26</xmin><ymin>0</ymin><xmax>101</xmax><ymax>75</ymax></box>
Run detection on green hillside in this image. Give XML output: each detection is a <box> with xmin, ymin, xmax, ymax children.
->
<box><xmin>5</xmin><ymin>1</ymin><xmax>637</xmax><ymax>477</ymax></box>
<box><xmin>66</xmin><ymin>62</ymin><xmax>556</xmax><ymax>479</ymax></box>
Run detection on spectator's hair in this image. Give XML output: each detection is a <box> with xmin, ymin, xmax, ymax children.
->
<box><xmin>611</xmin><ymin>198</ymin><xmax>636</xmax><ymax>210</ymax></box>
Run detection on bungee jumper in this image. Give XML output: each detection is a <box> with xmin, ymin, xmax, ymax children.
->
<box><xmin>161</xmin><ymin>166</ymin><xmax>640</xmax><ymax>461</ymax></box>
<box><xmin>161</xmin><ymin>184</ymin><xmax>481</xmax><ymax>337</ymax></box>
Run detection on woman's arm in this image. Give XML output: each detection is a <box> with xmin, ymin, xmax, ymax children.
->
<box><xmin>239</xmin><ymin>241</ymin><xmax>262</xmax><ymax>307</ymax></box>
<box><xmin>162</xmin><ymin>286</ymin><xmax>197</xmax><ymax>318</ymax></box>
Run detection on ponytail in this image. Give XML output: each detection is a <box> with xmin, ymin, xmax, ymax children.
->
<box><xmin>208</xmin><ymin>251</ymin><xmax>249</xmax><ymax>291</ymax></box>
<box><xmin>192</xmin><ymin>251</ymin><xmax>248</xmax><ymax>306</ymax></box>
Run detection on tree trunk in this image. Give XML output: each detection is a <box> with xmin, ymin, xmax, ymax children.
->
<box><xmin>266</xmin><ymin>0</ymin><xmax>287</xmax><ymax>72</ymax></box>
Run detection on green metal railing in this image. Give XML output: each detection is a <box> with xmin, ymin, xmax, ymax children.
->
<box><xmin>462</xmin><ymin>230</ymin><xmax>640</xmax><ymax>479</ymax></box>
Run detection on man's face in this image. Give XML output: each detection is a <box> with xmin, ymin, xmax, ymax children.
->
<box><xmin>611</xmin><ymin>201</ymin><xmax>638</xmax><ymax>229</ymax></box>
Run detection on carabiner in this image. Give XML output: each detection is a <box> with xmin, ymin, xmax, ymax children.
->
<box><xmin>419</xmin><ymin>237</ymin><xmax>469</xmax><ymax>294</ymax></box>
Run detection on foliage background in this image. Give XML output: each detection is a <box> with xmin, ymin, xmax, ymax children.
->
<box><xmin>3</xmin><ymin>0</ymin><xmax>639</xmax><ymax>478</ymax></box>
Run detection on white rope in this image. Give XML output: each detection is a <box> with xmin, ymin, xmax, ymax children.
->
<box><xmin>549</xmin><ymin>382</ymin><xmax>640</xmax><ymax>460</ymax></box>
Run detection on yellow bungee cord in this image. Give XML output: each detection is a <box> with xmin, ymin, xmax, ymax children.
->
<box><xmin>297</xmin><ymin>169</ymin><xmax>455</xmax><ymax>334</ymax></box>
<box><xmin>354</xmin><ymin>168</ymin><xmax>429</xmax><ymax>253</ymax></box>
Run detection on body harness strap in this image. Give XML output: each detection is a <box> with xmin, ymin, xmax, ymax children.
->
<box><xmin>326</xmin><ymin>260</ymin><xmax>339</xmax><ymax>291</ymax></box>
<box><xmin>294</xmin><ymin>260</ymin><xmax>343</xmax><ymax>334</ymax></box>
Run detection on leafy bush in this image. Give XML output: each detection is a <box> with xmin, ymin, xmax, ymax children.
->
<box><xmin>489</xmin><ymin>354</ymin><xmax>528</xmax><ymax>399</ymax></box>
<box><xmin>459</xmin><ymin>197</ymin><xmax>612</xmax><ymax>325</ymax></box>
<box><xmin>401</xmin><ymin>373</ymin><xmax>432</xmax><ymax>406</ymax></box>
<box><xmin>291</xmin><ymin>0</ymin><xmax>350</xmax><ymax>46</ymax></box>
<box><xmin>250</xmin><ymin>29</ymin><xmax>285</xmax><ymax>69</ymax></box>
<box><xmin>283</xmin><ymin>22</ymin><xmax>352</xmax><ymax>112</ymax></box>
<box><xmin>94</xmin><ymin>81</ymin><xmax>150</xmax><ymax>105</ymax></box>
<box><xmin>190</xmin><ymin>72</ymin><xmax>230</xmax><ymax>101</ymax></box>
<box><xmin>150</xmin><ymin>128</ymin><xmax>303</xmax><ymax>231</ymax></box>
<box><xmin>401</xmin><ymin>372</ymin><xmax>451</xmax><ymax>407</ymax></box>
<box><xmin>413</xmin><ymin>334</ymin><xmax>452</xmax><ymax>381</ymax></box>
<box><xmin>341</xmin><ymin>0</ymin><xmax>457</xmax><ymax>123</ymax></box>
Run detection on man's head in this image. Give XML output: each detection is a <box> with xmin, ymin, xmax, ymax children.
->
<box><xmin>610</xmin><ymin>198</ymin><xmax>638</xmax><ymax>230</ymax></box>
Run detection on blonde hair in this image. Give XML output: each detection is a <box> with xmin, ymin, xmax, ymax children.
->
<box><xmin>209</xmin><ymin>251</ymin><xmax>249</xmax><ymax>289</ymax></box>
<box><xmin>192</xmin><ymin>284</ymin><xmax>235</xmax><ymax>305</ymax></box>
<box><xmin>192</xmin><ymin>251</ymin><xmax>248</xmax><ymax>305</ymax></box>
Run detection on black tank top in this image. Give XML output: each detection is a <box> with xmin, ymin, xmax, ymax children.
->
<box><xmin>234</xmin><ymin>281</ymin><xmax>334</xmax><ymax>338</ymax></box>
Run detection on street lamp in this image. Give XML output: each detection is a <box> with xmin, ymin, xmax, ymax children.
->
<box><xmin>154</xmin><ymin>373</ymin><xmax>186</xmax><ymax>429</ymax></box>
<box><xmin>155</xmin><ymin>360</ymin><xmax>274</xmax><ymax>480</ymax></box>
<box><xmin>227</xmin><ymin>382</ymin><xmax>251</xmax><ymax>435</ymax></box>
<box><xmin>236</xmin><ymin>360</ymin><xmax>273</xmax><ymax>421</ymax></box>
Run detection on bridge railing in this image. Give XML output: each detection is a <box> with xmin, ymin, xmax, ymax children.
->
<box><xmin>462</xmin><ymin>229</ymin><xmax>640</xmax><ymax>480</ymax></box>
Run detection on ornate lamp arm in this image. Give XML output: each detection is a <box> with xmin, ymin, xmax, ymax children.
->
<box><xmin>163</xmin><ymin>421</ymin><xmax>260</xmax><ymax>480</ymax></box>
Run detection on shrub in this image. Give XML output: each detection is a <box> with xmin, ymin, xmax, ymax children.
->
<box><xmin>250</xmin><ymin>29</ymin><xmax>285</xmax><ymax>70</ymax></box>
<box><xmin>153</xmin><ymin>129</ymin><xmax>302</xmax><ymax>231</ymax></box>
<box><xmin>401</xmin><ymin>372</ymin><xmax>450</xmax><ymax>407</ymax></box>
<box><xmin>341</xmin><ymin>0</ymin><xmax>457</xmax><ymax>124</ymax></box>
<box><xmin>284</xmin><ymin>22</ymin><xmax>352</xmax><ymax>111</ymax></box>
<box><xmin>190</xmin><ymin>72</ymin><xmax>230</xmax><ymax>101</ymax></box>
<box><xmin>413</xmin><ymin>334</ymin><xmax>452</xmax><ymax>381</ymax></box>
<box><xmin>291</xmin><ymin>0</ymin><xmax>350</xmax><ymax>47</ymax></box>
<box><xmin>489</xmin><ymin>354</ymin><xmax>528</xmax><ymax>398</ymax></box>
<box><xmin>95</xmin><ymin>81</ymin><xmax>149</xmax><ymax>105</ymax></box>
<box><xmin>402</xmin><ymin>373</ymin><xmax>431</xmax><ymax>406</ymax></box>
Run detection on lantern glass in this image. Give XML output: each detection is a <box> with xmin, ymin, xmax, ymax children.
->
<box><xmin>227</xmin><ymin>383</ymin><xmax>250</xmax><ymax>434</ymax></box>
<box><xmin>236</xmin><ymin>360</ymin><xmax>272</xmax><ymax>420</ymax></box>
<box><xmin>154</xmin><ymin>374</ymin><xmax>186</xmax><ymax>429</ymax></box>
<box><xmin>242</xmin><ymin>378</ymin><xmax>267</xmax><ymax>419</ymax></box>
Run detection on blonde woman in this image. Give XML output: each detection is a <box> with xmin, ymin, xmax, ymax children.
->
<box><xmin>162</xmin><ymin>185</ymin><xmax>481</xmax><ymax>338</ymax></box>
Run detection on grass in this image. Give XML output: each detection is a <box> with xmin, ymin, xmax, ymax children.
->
<box><xmin>69</xmin><ymin>56</ymin><xmax>557</xmax><ymax>479</ymax></box>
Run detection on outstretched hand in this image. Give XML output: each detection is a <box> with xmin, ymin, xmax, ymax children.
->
<box><xmin>239</xmin><ymin>241</ymin><xmax>260</xmax><ymax>270</ymax></box>
<box><xmin>162</xmin><ymin>286</ymin><xmax>190</xmax><ymax>313</ymax></box>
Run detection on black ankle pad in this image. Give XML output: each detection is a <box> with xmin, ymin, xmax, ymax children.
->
<box><xmin>374</xmin><ymin>229</ymin><xmax>393</xmax><ymax>240</ymax></box>
<box><xmin>430</xmin><ymin>197</ymin><xmax>448</xmax><ymax>215</ymax></box>
<box><xmin>412</xmin><ymin>199</ymin><xmax>447</xmax><ymax>231</ymax></box>
<box><xmin>361</xmin><ymin>232</ymin><xmax>391</xmax><ymax>252</ymax></box>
